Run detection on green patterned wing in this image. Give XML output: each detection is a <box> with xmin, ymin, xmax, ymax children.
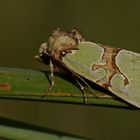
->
<box><xmin>62</xmin><ymin>42</ymin><xmax>140</xmax><ymax>108</ymax></box>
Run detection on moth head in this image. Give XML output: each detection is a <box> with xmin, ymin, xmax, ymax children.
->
<box><xmin>35</xmin><ymin>43</ymin><xmax>50</xmax><ymax>65</ymax></box>
<box><xmin>35</xmin><ymin>28</ymin><xmax>85</xmax><ymax>63</ymax></box>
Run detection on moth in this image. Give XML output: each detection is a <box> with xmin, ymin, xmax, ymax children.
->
<box><xmin>35</xmin><ymin>28</ymin><xmax>140</xmax><ymax>108</ymax></box>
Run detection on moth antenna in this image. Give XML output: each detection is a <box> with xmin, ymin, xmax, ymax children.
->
<box><xmin>74</xmin><ymin>74</ymin><xmax>96</xmax><ymax>94</ymax></box>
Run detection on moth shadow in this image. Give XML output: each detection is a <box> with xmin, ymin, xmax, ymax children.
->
<box><xmin>40</xmin><ymin>70</ymin><xmax>115</xmax><ymax>96</ymax></box>
<box><xmin>40</xmin><ymin>70</ymin><xmax>77</xmax><ymax>86</ymax></box>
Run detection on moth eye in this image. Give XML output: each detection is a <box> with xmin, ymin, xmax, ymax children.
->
<box><xmin>62</xmin><ymin>51</ymin><xmax>66</xmax><ymax>55</ymax></box>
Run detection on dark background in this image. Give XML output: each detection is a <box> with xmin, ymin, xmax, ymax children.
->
<box><xmin>0</xmin><ymin>1</ymin><xmax>140</xmax><ymax>140</ymax></box>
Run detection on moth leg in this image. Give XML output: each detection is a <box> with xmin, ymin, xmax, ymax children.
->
<box><xmin>72</xmin><ymin>72</ymin><xmax>100</xmax><ymax>99</ymax></box>
<box><xmin>74</xmin><ymin>77</ymin><xmax>88</xmax><ymax>104</ymax></box>
<box><xmin>49</xmin><ymin>59</ymin><xmax>55</xmax><ymax>90</ymax></box>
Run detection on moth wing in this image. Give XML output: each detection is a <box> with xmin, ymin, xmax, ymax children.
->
<box><xmin>62</xmin><ymin>42</ymin><xmax>140</xmax><ymax>108</ymax></box>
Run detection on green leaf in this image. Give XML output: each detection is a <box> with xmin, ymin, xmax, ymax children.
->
<box><xmin>0</xmin><ymin>117</ymin><xmax>87</xmax><ymax>140</ymax></box>
<box><xmin>0</xmin><ymin>67</ymin><xmax>129</xmax><ymax>107</ymax></box>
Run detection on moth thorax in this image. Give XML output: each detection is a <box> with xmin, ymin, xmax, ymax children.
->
<box><xmin>50</xmin><ymin>36</ymin><xmax>78</xmax><ymax>61</ymax></box>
